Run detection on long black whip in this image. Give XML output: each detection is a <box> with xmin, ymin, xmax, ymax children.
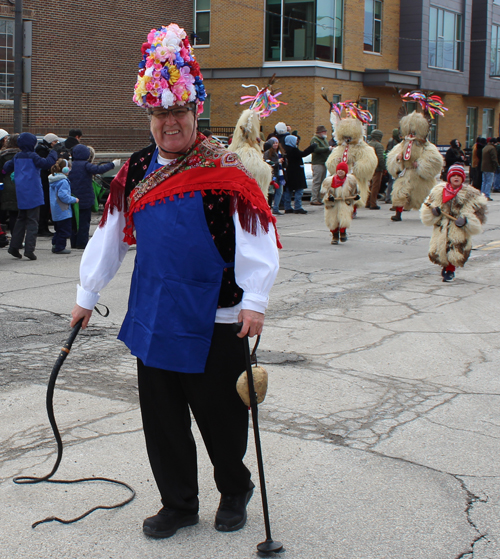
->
<box><xmin>234</xmin><ymin>323</ymin><xmax>283</xmax><ymax>554</ymax></box>
<box><xmin>13</xmin><ymin>307</ymin><xmax>136</xmax><ymax>528</ymax></box>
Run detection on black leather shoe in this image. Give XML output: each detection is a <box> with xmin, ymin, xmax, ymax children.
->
<box><xmin>24</xmin><ymin>252</ymin><xmax>37</xmax><ymax>260</ymax></box>
<box><xmin>284</xmin><ymin>209</ymin><xmax>294</xmax><ymax>214</ymax></box>
<box><xmin>8</xmin><ymin>247</ymin><xmax>22</xmax><ymax>259</ymax></box>
<box><xmin>143</xmin><ymin>508</ymin><xmax>199</xmax><ymax>539</ymax></box>
<box><xmin>369</xmin><ymin>205</ymin><xmax>380</xmax><ymax>210</ymax></box>
<box><xmin>294</xmin><ymin>208</ymin><xmax>308</xmax><ymax>214</ymax></box>
<box><xmin>215</xmin><ymin>488</ymin><xmax>254</xmax><ymax>532</ymax></box>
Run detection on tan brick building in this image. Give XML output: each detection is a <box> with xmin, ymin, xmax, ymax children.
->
<box><xmin>194</xmin><ymin>0</ymin><xmax>500</xmax><ymax>149</ymax></box>
<box><xmin>0</xmin><ymin>0</ymin><xmax>193</xmax><ymax>151</ymax></box>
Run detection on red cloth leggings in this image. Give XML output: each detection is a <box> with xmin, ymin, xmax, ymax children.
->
<box><xmin>331</xmin><ymin>227</ymin><xmax>346</xmax><ymax>233</ymax></box>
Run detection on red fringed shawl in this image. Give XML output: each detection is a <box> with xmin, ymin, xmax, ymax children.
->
<box><xmin>101</xmin><ymin>134</ymin><xmax>281</xmax><ymax>248</ymax></box>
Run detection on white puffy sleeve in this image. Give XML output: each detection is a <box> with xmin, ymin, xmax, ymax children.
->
<box><xmin>76</xmin><ymin>209</ymin><xmax>130</xmax><ymax>310</ymax></box>
<box><xmin>234</xmin><ymin>212</ymin><xmax>280</xmax><ymax>314</ymax></box>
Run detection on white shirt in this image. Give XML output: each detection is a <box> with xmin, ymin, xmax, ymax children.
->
<box><xmin>76</xmin><ymin>157</ymin><xmax>279</xmax><ymax>322</ymax></box>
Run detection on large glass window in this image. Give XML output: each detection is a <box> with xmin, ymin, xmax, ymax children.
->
<box><xmin>428</xmin><ymin>6</ymin><xmax>462</xmax><ymax>70</ymax></box>
<box><xmin>265</xmin><ymin>0</ymin><xmax>343</xmax><ymax>63</ymax></box>
<box><xmin>482</xmin><ymin>108</ymin><xmax>494</xmax><ymax>138</ymax></box>
<box><xmin>466</xmin><ymin>107</ymin><xmax>478</xmax><ymax>148</ymax></box>
<box><xmin>491</xmin><ymin>25</ymin><xmax>500</xmax><ymax>76</ymax></box>
<box><xmin>0</xmin><ymin>20</ymin><xmax>14</xmax><ymax>101</ymax></box>
<box><xmin>364</xmin><ymin>0</ymin><xmax>382</xmax><ymax>53</ymax></box>
<box><xmin>198</xmin><ymin>94</ymin><xmax>210</xmax><ymax>130</ymax></box>
<box><xmin>194</xmin><ymin>0</ymin><xmax>210</xmax><ymax>46</ymax></box>
<box><xmin>360</xmin><ymin>97</ymin><xmax>378</xmax><ymax>137</ymax></box>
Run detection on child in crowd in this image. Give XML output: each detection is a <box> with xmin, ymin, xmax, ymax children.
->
<box><xmin>3</xmin><ymin>132</ymin><xmax>57</xmax><ymax>260</ymax></box>
<box><xmin>321</xmin><ymin>161</ymin><xmax>360</xmax><ymax>244</ymax></box>
<box><xmin>420</xmin><ymin>164</ymin><xmax>487</xmax><ymax>282</ymax></box>
<box><xmin>49</xmin><ymin>159</ymin><xmax>78</xmax><ymax>254</ymax></box>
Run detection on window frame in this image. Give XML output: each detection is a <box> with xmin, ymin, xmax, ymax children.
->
<box><xmin>363</xmin><ymin>0</ymin><xmax>382</xmax><ymax>54</ymax></box>
<box><xmin>491</xmin><ymin>24</ymin><xmax>500</xmax><ymax>77</ymax></box>
<box><xmin>482</xmin><ymin>108</ymin><xmax>494</xmax><ymax>138</ymax></box>
<box><xmin>264</xmin><ymin>0</ymin><xmax>344</xmax><ymax>64</ymax></box>
<box><xmin>465</xmin><ymin>107</ymin><xmax>478</xmax><ymax>149</ymax></box>
<box><xmin>0</xmin><ymin>19</ymin><xmax>14</xmax><ymax>102</ymax></box>
<box><xmin>428</xmin><ymin>6</ymin><xmax>463</xmax><ymax>71</ymax></box>
<box><xmin>359</xmin><ymin>97</ymin><xmax>378</xmax><ymax>138</ymax></box>
<box><xmin>197</xmin><ymin>93</ymin><xmax>210</xmax><ymax>130</ymax></box>
<box><xmin>194</xmin><ymin>0</ymin><xmax>210</xmax><ymax>47</ymax></box>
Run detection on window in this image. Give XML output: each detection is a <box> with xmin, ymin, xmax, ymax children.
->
<box><xmin>265</xmin><ymin>0</ymin><xmax>343</xmax><ymax>63</ymax></box>
<box><xmin>194</xmin><ymin>0</ymin><xmax>210</xmax><ymax>46</ymax></box>
<box><xmin>364</xmin><ymin>0</ymin><xmax>382</xmax><ymax>53</ymax></box>
<box><xmin>405</xmin><ymin>101</ymin><xmax>418</xmax><ymax>114</ymax></box>
<box><xmin>482</xmin><ymin>108</ymin><xmax>494</xmax><ymax>138</ymax></box>
<box><xmin>0</xmin><ymin>20</ymin><xmax>14</xmax><ymax>101</ymax></box>
<box><xmin>491</xmin><ymin>25</ymin><xmax>500</xmax><ymax>76</ymax></box>
<box><xmin>428</xmin><ymin>120</ymin><xmax>437</xmax><ymax>144</ymax></box>
<box><xmin>360</xmin><ymin>97</ymin><xmax>378</xmax><ymax>137</ymax></box>
<box><xmin>428</xmin><ymin>6</ymin><xmax>462</xmax><ymax>70</ymax></box>
<box><xmin>466</xmin><ymin>107</ymin><xmax>478</xmax><ymax>149</ymax></box>
<box><xmin>198</xmin><ymin>94</ymin><xmax>210</xmax><ymax>130</ymax></box>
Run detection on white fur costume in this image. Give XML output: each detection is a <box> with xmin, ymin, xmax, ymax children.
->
<box><xmin>387</xmin><ymin>112</ymin><xmax>443</xmax><ymax>210</ymax></box>
<box><xmin>321</xmin><ymin>174</ymin><xmax>359</xmax><ymax>230</ymax></box>
<box><xmin>231</xmin><ymin>109</ymin><xmax>272</xmax><ymax>198</ymax></box>
<box><xmin>326</xmin><ymin>119</ymin><xmax>377</xmax><ymax>205</ymax></box>
<box><xmin>420</xmin><ymin>182</ymin><xmax>487</xmax><ymax>268</ymax></box>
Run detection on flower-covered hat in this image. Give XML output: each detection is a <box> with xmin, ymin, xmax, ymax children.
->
<box><xmin>133</xmin><ymin>24</ymin><xmax>206</xmax><ymax>113</ymax></box>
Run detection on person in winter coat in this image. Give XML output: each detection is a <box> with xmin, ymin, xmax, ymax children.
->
<box><xmin>385</xmin><ymin>128</ymin><xmax>401</xmax><ymax>203</ymax></box>
<box><xmin>263</xmin><ymin>137</ymin><xmax>285</xmax><ymax>215</ymax></box>
<box><xmin>283</xmin><ymin>134</ymin><xmax>315</xmax><ymax>214</ymax></box>
<box><xmin>321</xmin><ymin>161</ymin><xmax>360</xmax><ymax>244</ymax></box>
<box><xmin>443</xmin><ymin>139</ymin><xmax>467</xmax><ymax>179</ymax></box>
<box><xmin>309</xmin><ymin>125</ymin><xmax>332</xmax><ymax>205</ymax></box>
<box><xmin>3</xmin><ymin>132</ymin><xmax>57</xmax><ymax>260</ymax></box>
<box><xmin>367</xmin><ymin>129</ymin><xmax>386</xmax><ymax>209</ymax></box>
<box><xmin>0</xmin><ymin>133</ymin><xmax>19</xmax><ymax>233</ymax></box>
<box><xmin>420</xmin><ymin>164</ymin><xmax>487</xmax><ymax>282</ymax></box>
<box><xmin>49</xmin><ymin>159</ymin><xmax>79</xmax><ymax>254</ymax></box>
<box><xmin>36</xmin><ymin>133</ymin><xmax>61</xmax><ymax>236</ymax></box>
<box><xmin>470</xmin><ymin>137</ymin><xmax>486</xmax><ymax>190</ymax></box>
<box><xmin>480</xmin><ymin>137</ymin><xmax>499</xmax><ymax>201</ymax></box>
<box><xmin>68</xmin><ymin>144</ymin><xmax>118</xmax><ymax>248</ymax></box>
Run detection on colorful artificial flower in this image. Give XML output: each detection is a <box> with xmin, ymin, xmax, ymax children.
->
<box><xmin>133</xmin><ymin>24</ymin><xmax>205</xmax><ymax>113</ymax></box>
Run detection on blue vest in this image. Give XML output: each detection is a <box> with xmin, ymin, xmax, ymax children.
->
<box><xmin>118</xmin><ymin>186</ymin><xmax>231</xmax><ymax>373</ymax></box>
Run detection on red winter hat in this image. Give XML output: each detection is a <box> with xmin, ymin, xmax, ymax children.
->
<box><xmin>336</xmin><ymin>162</ymin><xmax>349</xmax><ymax>174</ymax></box>
<box><xmin>447</xmin><ymin>164</ymin><xmax>466</xmax><ymax>183</ymax></box>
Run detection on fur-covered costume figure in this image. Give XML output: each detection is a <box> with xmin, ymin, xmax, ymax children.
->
<box><xmin>321</xmin><ymin>161</ymin><xmax>359</xmax><ymax>244</ymax></box>
<box><xmin>387</xmin><ymin>111</ymin><xmax>443</xmax><ymax>221</ymax></box>
<box><xmin>420</xmin><ymin>164</ymin><xmax>487</xmax><ymax>282</ymax></box>
<box><xmin>326</xmin><ymin>118</ymin><xmax>377</xmax><ymax>208</ymax></box>
<box><xmin>231</xmin><ymin>109</ymin><xmax>272</xmax><ymax>198</ymax></box>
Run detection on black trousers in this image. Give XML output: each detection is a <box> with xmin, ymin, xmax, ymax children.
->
<box><xmin>137</xmin><ymin>323</ymin><xmax>252</xmax><ymax>513</ymax></box>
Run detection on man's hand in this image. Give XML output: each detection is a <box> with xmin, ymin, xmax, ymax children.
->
<box><xmin>71</xmin><ymin>304</ymin><xmax>93</xmax><ymax>329</ymax></box>
<box><xmin>237</xmin><ymin>309</ymin><xmax>265</xmax><ymax>338</ymax></box>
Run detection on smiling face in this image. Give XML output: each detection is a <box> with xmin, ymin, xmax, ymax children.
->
<box><xmin>149</xmin><ymin>103</ymin><xmax>197</xmax><ymax>158</ymax></box>
<box><xmin>336</xmin><ymin>169</ymin><xmax>346</xmax><ymax>179</ymax></box>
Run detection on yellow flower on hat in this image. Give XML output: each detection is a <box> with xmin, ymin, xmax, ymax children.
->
<box><xmin>168</xmin><ymin>65</ymin><xmax>180</xmax><ymax>85</ymax></box>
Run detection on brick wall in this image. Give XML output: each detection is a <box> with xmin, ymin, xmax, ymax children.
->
<box><xmin>0</xmin><ymin>0</ymin><xmax>193</xmax><ymax>152</ymax></box>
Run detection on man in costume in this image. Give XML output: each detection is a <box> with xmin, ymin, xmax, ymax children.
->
<box><xmin>326</xmin><ymin>117</ymin><xmax>377</xmax><ymax>210</ymax></box>
<box><xmin>420</xmin><ymin>164</ymin><xmax>487</xmax><ymax>282</ymax></box>
<box><xmin>70</xmin><ymin>24</ymin><xmax>280</xmax><ymax>539</ymax></box>
<box><xmin>387</xmin><ymin>110</ymin><xmax>443</xmax><ymax>222</ymax></box>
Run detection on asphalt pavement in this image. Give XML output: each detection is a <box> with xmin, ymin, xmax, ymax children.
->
<box><xmin>1</xmin><ymin>199</ymin><xmax>500</xmax><ymax>559</ymax></box>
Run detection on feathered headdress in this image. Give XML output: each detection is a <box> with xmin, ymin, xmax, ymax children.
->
<box><xmin>400</xmin><ymin>90</ymin><xmax>448</xmax><ymax>120</ymax></box>
<box><xmin>239</xmin><ymin>74</ymin><xmax>287</xmax><ymax>118</ymax></box>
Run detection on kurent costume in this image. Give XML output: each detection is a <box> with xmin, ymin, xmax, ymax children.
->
<box><xmin>420</xmin><ymin>164</ymin><xmax>487</xmax><ymax>282</ymax></box>
<box><xmin>386</xmin><ymin>111</ymin><xmax>443</xmax><ymax>221</ymax></box>
<box><xmin>321</xmin><ymin>161</ymin><xmax>359</xmax><ymax>244</ymax></box>
<box><xmin>74</xmin><ymin>24</ymin><xmax>280</xmax><ymax>539</ymax></box>
<box><xmin>326</xmin><ymin>118</ymin><xmax>377</xmax><ymax>207</ymax></box>
<box><xmin>231</xmin><ymin>109</ymin><xmax>272</xmax><ymax>198</ymax></box>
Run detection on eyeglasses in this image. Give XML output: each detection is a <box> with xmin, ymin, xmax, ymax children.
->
<box><xmin>149</xmin><ymin>106</ymin><xmax>196</xmax><ymax>120</ymax></box>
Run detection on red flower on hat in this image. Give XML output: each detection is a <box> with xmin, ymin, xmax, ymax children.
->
<box><xmin>141</xmin><ymin>42</ymin><xmax>151</xmax><ymax>55</ymax></box>
<box><xmin>190</xmin><ymin>60</ymin><xmax>202</xmax><ymax>77</ymax></box>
